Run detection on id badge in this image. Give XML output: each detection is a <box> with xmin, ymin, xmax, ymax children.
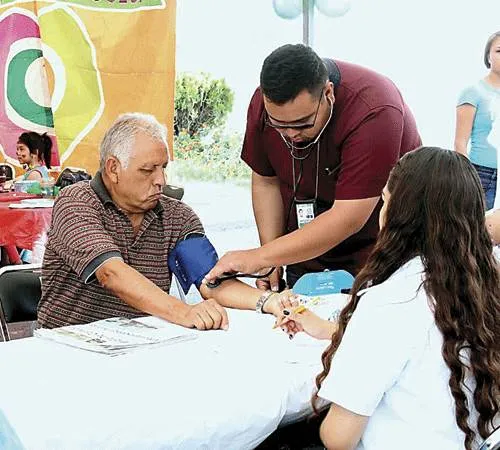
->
<box><xmin>295</xmin><ymin>199</ymin><xmax>316</xmax><ymax>229</ymax></box>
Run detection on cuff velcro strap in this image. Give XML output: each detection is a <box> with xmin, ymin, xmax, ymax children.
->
<box><xmin>168</xmin><ymin>235</ymin><xmax>219</xmax><ymax>294</ymax></box>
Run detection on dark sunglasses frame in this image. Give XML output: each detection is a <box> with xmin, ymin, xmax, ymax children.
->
<box><xmin>265</xmin><ymin>88</ymin><xmax>324</xmax><ymax>131</ymax></box>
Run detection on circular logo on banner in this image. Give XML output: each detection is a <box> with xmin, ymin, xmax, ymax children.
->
<box><xmin>0</xmin><ymin>6</ymin><xmax>103</xmax><ymax>166</ymax></box>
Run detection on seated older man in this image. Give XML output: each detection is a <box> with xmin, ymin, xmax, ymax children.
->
<box><xmin>38</xmin><ymin>113</ymin><xmax>288</xmax><ymax>330</ymax></box>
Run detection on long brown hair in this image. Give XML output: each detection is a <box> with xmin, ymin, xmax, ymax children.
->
<box><xmin>314</xmin><ymin>147</ymin><xmax>500</xmax><ymax>449</ymax></box>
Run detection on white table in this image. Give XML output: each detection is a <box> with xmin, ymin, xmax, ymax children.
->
<box><xmin>0</xmin><ymin>305</ymin><xmax>343</xmax><ymax>450</ymax></box>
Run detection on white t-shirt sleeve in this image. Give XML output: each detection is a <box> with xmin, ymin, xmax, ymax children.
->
<box><xmin>318</xmin><ymin>296</ymin><xmax>413</xmax><ymax>416</ymax></box>
<box><xmin>493</xmin><ymin>246</ymin><xmax>500</xmax><ymax>261</ymax></box>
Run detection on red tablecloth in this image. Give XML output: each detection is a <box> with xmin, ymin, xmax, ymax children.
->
<box><xmin>0</xmin><ymin>202</ymin><xmax>53</xmax><ymax>249</ymax></box>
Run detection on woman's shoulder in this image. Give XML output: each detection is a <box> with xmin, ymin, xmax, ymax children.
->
<box><xmin>351</xmin><ymin>260</ymin><xmax>435</xmax><ymax>350</ymax></box>
<box><xmin>356</xmin><ymin>259</ymin><xmax>434</xmax><ymax>326</ymax></box>
<box><xmin>457</xmin><ymin>82</ymin><xmax>487</xmax><ymax>104</ymax></box>
<box><xmin>38</xmin><ymin>165</ymin><xmax>49</xmax><ymax>177</ymax></box>
<box><xmin>26</xmin><ymin>165</ymin><xmax>49</xmax><ymax>180</ymax></box>
<box><xmin>358</xmin><ymin>257</ymin><xmax>426</xmax><ymax>306</ymax></box>
<box><xmin>462</xmin><ymin>80</ymin><xmax>500</xmax><ymax>99</ymax></box>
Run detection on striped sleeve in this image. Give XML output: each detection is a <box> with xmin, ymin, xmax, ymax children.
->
<box><xmin>177</xmin><ymin>202</ymin><xmax>204</xmax><ymax>240</ymax></box>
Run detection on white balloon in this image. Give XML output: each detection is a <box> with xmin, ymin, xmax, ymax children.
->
<box><xmin>272</xmin><ymin>0</ymin><xmax>302</xmax><ymax>20</ymax></box>
<box><xmin>315</xmin><ymin>0</ymin><xmax>352</xmax><ymax>17</ymax></box>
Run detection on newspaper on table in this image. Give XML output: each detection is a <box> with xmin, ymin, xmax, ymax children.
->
<box><xmin>34</xmin><ymin>316</ymin><xmax>197</xmax><ymax>356</ymax></box>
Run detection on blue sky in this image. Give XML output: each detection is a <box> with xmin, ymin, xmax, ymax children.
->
<box><xmin>176</xmin><ymin>0</ymin><xmax>500</xmax><ymax>149</ymax></box>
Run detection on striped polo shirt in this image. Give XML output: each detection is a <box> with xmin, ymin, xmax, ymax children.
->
<box><xmin>38</xmin><ymin>172</ymin><xmax>203</xmax><ymax>328</ymax></box>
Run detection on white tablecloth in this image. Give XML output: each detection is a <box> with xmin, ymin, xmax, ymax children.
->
<box><xmin>0</xmin><ymin>304</ymin><xmax>344</xmax><ymax>450</ymax></box>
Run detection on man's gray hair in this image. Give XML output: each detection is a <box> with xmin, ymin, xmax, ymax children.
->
<box><xmin>99</xmin><ymin>112</ymin><xmax>168</xmax><ymax>169</ymax></box>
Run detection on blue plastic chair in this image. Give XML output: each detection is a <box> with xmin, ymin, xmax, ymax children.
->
<box><xmin>0</xmin><ymin>409</ymin><xmax>25</xmax><ymax>449</ymax></box>
<box><xmin>292</xmin><ymin>270</ymin><xmax>354</xmax><ymax>297</ymax></box>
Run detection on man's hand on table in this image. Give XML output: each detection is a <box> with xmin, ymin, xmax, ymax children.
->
<box><xmin>178</xmin><ymin>298</ymin><xmax>229</xmax><ymax>331</ymax></box>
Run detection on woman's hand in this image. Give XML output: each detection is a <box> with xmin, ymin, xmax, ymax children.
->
<box><xmin>279</xmin><ymin>308</ymin><xmax>337</xmax><ymax>341</ymax></box>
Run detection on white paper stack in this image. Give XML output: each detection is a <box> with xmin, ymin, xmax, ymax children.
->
<box><xmin>9</xmin><ymin>199</ymin><xmax>54</xmax><ymax>208</ymax></box>
<box><xmin>34</xmin><ymin>316</ymin><xmax>196</xmax><ymax>356</ymax></box>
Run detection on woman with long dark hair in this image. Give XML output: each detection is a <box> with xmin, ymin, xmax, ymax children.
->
<box><xmin>16</xmin><ymin>131</ymin><xmax>52</xmax><ymax>181</ymax></box>
<box><xmin>455</xmin><ymin>31</ymin><xmax>500</xmax><ymax>210</ymax></box>
<box><xmin>283</xmin><ymin>147</ymin><xmax>499</xmax><ymax>449</ymax></box>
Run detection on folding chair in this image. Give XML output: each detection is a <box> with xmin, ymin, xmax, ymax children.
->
<box><xmin>480</xmin><ymin>426</ymin><xmax>500</xmax><ymax>450</ymax></box>
<box><xmin>0</xmin><ymin>263</ymin><xmax>42</xmax><ymax>341</ymax></box>
<box><xmin>162</xmin><ymin>184</ymin><xmax>184</xmax><ymax>201</ymax></box>
<box><xmin>0</xmin><ymin>162</ymin><xmax>15</xmax><ymax>181</ymax></box>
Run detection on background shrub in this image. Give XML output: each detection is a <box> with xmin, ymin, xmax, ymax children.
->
<box><xmin>173</xmin><ymin>130</ymin><xmax>250</xmax><ymax>182</ymax></box>
<box><xmin>174</xmin><ymin>73</ymin><xmax>234</xmax><ymax>137</ymax></box>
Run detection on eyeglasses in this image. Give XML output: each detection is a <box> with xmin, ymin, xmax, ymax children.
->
<box><xmin>265</xmin><ymin>88</ymin><xmax>324</xmax><ymax>131</ymax></box>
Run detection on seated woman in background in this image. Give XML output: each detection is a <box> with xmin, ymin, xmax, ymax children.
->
<box><xmin>16</xmin><ymin>131</ymin><xmax>52</xmax><ymax>181</ymax></box>
<box><xmin>282</xmin><ymin>147</ymin><xmax>499</xmax><ymax>449</ymax></box>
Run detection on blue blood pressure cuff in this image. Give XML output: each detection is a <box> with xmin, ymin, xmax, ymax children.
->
<box><xmin>168</xmin><ymin>233</ymin><xmax>219</xmax><ymax>294</ymax></box>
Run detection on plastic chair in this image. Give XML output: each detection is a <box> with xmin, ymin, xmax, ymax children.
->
<box><xmin>0</xmin><ymin>263</ymin><xmax>42</xmax><ymax>341</ymax></box>
<box><xmin>292</xmin><ymin>270</ymin><xmax>355</xmax><ymax>297</ymax></box>
<box><xmin>480</xmin><ymin>427</ymin><xmax>500</xmax><ymax>450</ymax></box>
<box><xmin>0</xmin><ymin>409</ymin><xmax>25</xmax><ymax>449</ymax></box>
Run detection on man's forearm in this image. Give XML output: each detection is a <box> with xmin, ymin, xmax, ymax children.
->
<box><xmin>252</xmin><ymin>172</ymin><xmax>285</xmax><ymax>244</ymax></box>
<box><xmin>96</xmin><ymin>259</ymin><xmax>189</xmax><ymax>324</ymax></box>
<box><xmin>200</xmin><ymin>279</ymin><xmax>262</xmax><ymax>311</ymax></box>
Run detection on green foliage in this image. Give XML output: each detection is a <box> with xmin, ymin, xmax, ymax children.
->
<box><xmin>175</xmin><ymin>73</ymin><xmax>234</xmax><ymax>136</ymax></box>
<box><xmin>173</xmin><ymin>130</ymin><xmax>250</xmax><ymax>182</ymax></box>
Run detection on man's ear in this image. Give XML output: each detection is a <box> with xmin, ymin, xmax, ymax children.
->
<box><xmin>104</xmin><ymin>157</ymin><xmax>121</xmax><ymax>184</ymax></box>
<box><xmin>325</xmin><ymin>81</ymin><xmax>335</xmax><ymax>102</ymax></box>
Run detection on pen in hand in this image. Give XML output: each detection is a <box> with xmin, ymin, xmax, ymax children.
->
<box><xmin>273</xmin><ymin>304</ymin><xmax>306</xmax><ymax>329</ymax></box>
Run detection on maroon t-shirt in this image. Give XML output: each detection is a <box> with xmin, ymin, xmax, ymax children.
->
<box><xmin>242</xmin><ymin>60</ymin><xmax>421</xmax><ymax>276</ymax></box>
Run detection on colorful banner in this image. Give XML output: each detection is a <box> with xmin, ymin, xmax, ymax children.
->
<box><xmin>0</xmin><ymin>0</ymin><xmax>175</xmax><ymax>175</ymax></box>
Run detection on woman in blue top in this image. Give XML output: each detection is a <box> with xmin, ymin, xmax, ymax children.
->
<box><xmin>455</xmin><ymin>31</ymin><xmax>500</xmax><ymax>210</ymax></box>
<box><xmin>16</xmin><ymin>131</ymin><xmax>52</xmax><ymax>181</ymax></box>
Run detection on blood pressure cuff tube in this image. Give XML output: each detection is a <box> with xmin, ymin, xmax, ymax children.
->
<box><xmin>168</xmin><ymin>234</ymin><xmax>219</xmax><ymax>294</ymax></box>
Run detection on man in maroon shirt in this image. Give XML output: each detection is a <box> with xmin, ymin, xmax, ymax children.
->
<box><xmin>205</xmin><ymin>44</ymin><xmax>421</xmax><ymax>289</ymax></box>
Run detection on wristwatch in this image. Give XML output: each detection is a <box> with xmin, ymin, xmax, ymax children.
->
<box><xmin>255</xmin><ymin>290</ymin><xmax>274</xmax><ymax>314</ymax></box>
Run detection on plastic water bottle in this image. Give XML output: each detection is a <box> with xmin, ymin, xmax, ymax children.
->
<box><xmin>40</xmin><ymin>178</ymin><xmax>55</xmax><ymax>198</ymax></box>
